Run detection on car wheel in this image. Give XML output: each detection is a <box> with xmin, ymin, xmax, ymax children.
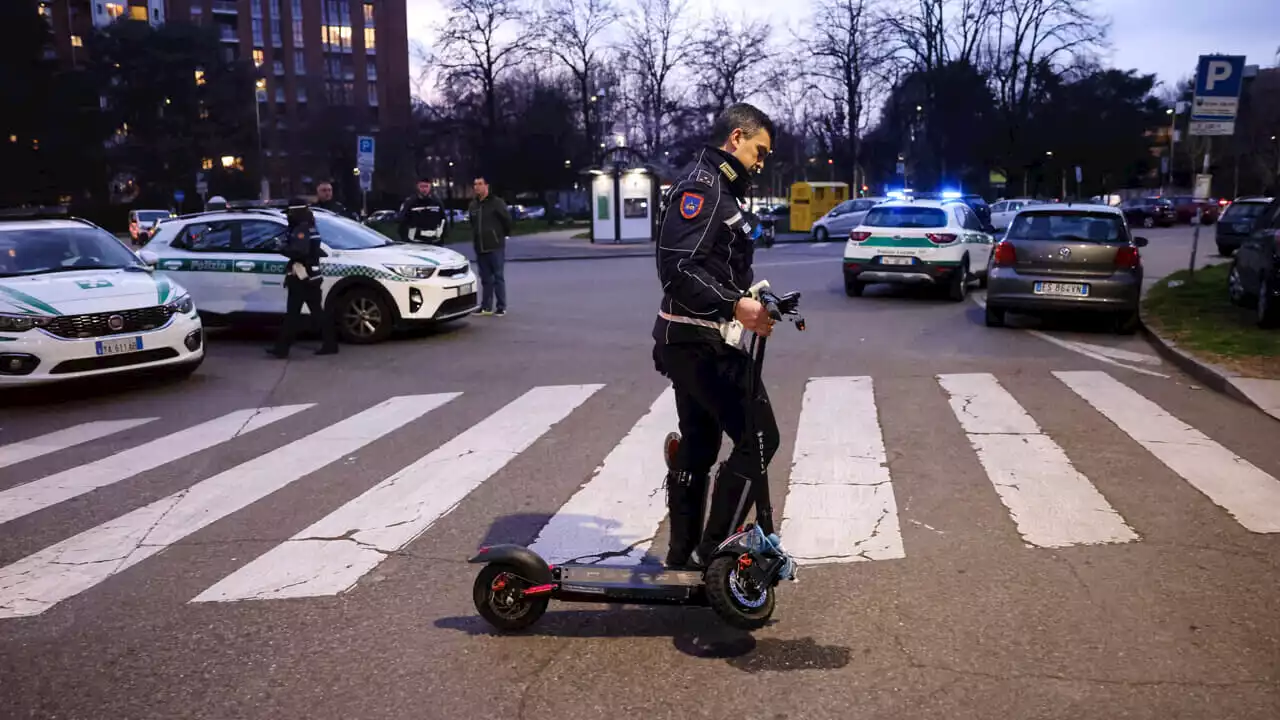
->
<box><xmin>1227</xmin><ymin>260</ymin><xmax>1249</xmax><ymax>306</ymax></box>
<box><xmin>1217</xmin><ymin>243</ymin><xmax>1233</xmax><ymax>257</ymax></box>
<box><xmin>1258</xmin><ymin>276</ymin><xmax>1280</xmax><ymax>329</ymax></box>
<box><xmin>984</xmin><ymin>305</ymin><xmax>1005</xmax><ymax>327</ymax></box>
<box><xmin>814</xmin><ymin>226</ymin><xmax>829</xmax><ymax>243</ymax></box>
<box><xmin>947</xmin><ymin>258</ymin><xmax>969</xmax><ymax>302</ymax></box>
<box><xmin>844</xmin><ymin>274</ymin><xmax>864</xmax><ymax>297</ymax></box>
<box><xmin>1143</xmin><ymin>216</ymin><xmax>1155</xmax><ymax>228</ymax></box>
<box><xmin>1114</xmin><ymin>309</ymin><xmax>1140</xmax><ymax>335</ymax></box>
<box><xmin>336</xmin><ymin>286</ymin><xmax>394</xmax><ymax>344</ymax></box>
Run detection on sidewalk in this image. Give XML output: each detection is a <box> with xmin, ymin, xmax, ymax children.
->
<box><xmin>451</xmin><ymin>228</ymin><xmax>656</xmax><ymax>262</ymax></box>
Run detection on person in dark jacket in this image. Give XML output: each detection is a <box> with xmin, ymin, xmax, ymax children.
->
<box><xmin>398</xmin><ymin>179</ymin><xmax>449</xmax><ymax>243</ymax></box>
<box><xmin>468</xmin><ymin>175</ymin><xmax>513</xmax><ymax>315</ymax></box>
<box><xmin>652</xmin><ymin>103</ymin><xmax>777</xmax><ymax>569</ymax></box>
<box><xmin>268</xmin><ymin>201</ymin><xmax>338</xmax><ymax>358</ymax></box>
<box><xmin>314</xmin><ymin>181</ymin><xmax>355</xmax><ymax>219</ymax></box>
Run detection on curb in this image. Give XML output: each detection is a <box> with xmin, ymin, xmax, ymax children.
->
<box><xmin>1139</xmin><ymin>320</ymin><xmax>1270</xmax><ymax>414</ymax></box>
<box><xmin>505</xmin><ymin>250</ymin><xmax>655</xmax><ymax>263</ymax></box>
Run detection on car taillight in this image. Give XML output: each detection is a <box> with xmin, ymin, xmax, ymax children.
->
<box><xmin>849</xmin><ymin>231</ymin><xmax>870</xmax><ymax>242</ymax></box>
<box><xmin>926</xmin><ymin>233</ymin><xmax>956</xmax><ymax>245</ymax></box>
<box><xmin>1115</xmin><ymin>246</ymin><xmax>1140</xmax><ymax>269</ymax></box>
<box><xmin>992</xmin><ymin>241</ymin><xmax>1016</xmax><ymax>267</ymax></box>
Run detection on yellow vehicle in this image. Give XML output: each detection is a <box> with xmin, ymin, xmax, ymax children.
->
<box><xmin>789</xmin><ymin>182</ymin><xmax>849</xmax><ymax>233</ymax></box>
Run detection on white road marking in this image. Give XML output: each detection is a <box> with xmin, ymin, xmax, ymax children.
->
<box><xmin>0</xmin><ymin>405</ymin><xmax>314</xmax><ymax>526</ymax></box>
<box><xmin>1056</xmin><ymin>370</ymin><xmax>1280</xmax><ymax>533</ymax></box>
<box><xmin>191</xmin><ymin>385</ymin><xmax>603</xmax><ymax>602</ymax></box>
<box><xmin>1060</xmin><ymin>339</ymin><xmax>1162</xmax><ymax>365</ymax></box>
<box><xmin>755</xmin><ymin>259</ymin><xmax>834</xmax><ymax>268</ymax></box>
<box><xmin>0</xmin><ymin>418</ymin><xmax>157</xmax><ymax>470</ymax></box>
<box><xmin>0</xmin><ymin>394</ymin><xmax>456</xmax><ymax>618</ymax></box>
<box><xmin>971</xmin><ymin>293</ymin><xmax>1169</xmax><ymax>378</ymax></box>
<box><xmin>779</xmin><ymin>377</ymin><xmax>905</xmax><ymax>564</ymax></box>
<box><xmin>812</xmin><ymin>242</ymin><xmax>830</xmax><ymax>248</ymax></box>
<box><xmin>938</xmin><ymin>373</ymin><xmax>1139</xmax><ymax>547</ymax></box>
<box><xmin>526</xmin><ymin>386</ymin><xmax>679</xmax><ymax>565</ymax></box>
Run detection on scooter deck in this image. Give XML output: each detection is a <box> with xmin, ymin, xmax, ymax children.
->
<box><xmin>552</xmin><ymin>564</ymin><xmax>707</xmax><ymax>606</ymax></box>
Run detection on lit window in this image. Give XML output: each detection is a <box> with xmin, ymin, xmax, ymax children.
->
<box><xmin>363</xmin><ymin>3</ymin><xmax>373</xmax><ymax>24</ymax></box>
<box><xmin>364</xmin><ymin>27</ymin><xmax>375</xmax><ymax>51</ymax></box>
<box><xmin>105</xmin><ymin>3</ymin><xmax>124</xmax><ymax>18</ymax></box>
<box><xmin>253</xmin><ymin>48</ymin><xmax>265</xmax><ymax>66</ymax></box>
<box><xmin>202</xmin><ymin>158</ymin><xmax>214</xmax><ymax>170</ymax></box>
<box><xmin>129</xmin><ymin>5</ymin><xmax>146</xmax><ymax>20</ymax></box>
<box><xmin>322</xmin><ymin>25</ymin><xmax>351</xmax><ymax>46</ymax></box>
<box><xmin>194</xmin><ymin>69</ymin><xmax>206</xmax><ymax>85</ymax></box>
<box><xmin>71</xmin><ymin>35</ymin><xmax>83</xmax><ymax>47</ymax></box>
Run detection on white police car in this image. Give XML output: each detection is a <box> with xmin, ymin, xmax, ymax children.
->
<box><xmin>143</xmin><ymin>207</ymin><xmax>479</xmax><ymax>344</ymax></box>
<box><xmin>842</xmin><ymin>197</ymin><xmax>994</xmax><ymax>301</ymax></box>
<box><xmin>0</xmin><ymin>217</ymin><xmax>204</xmax><ymax>387</ymax></box>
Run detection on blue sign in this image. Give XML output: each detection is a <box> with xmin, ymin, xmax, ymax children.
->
<box><xmin>358</xmin><ymin>136</ymin><xmax>374</xmax><ymax>154</ymax></box>
<box><xmin>173</xmin><ymin>189</ymin><xmax>185</xmax><ymax>203</ymax></box>
<box><xmin>1194</xmin><ymin>55</ymin><xmax>1245</xmax><ymax>98</ymax></box>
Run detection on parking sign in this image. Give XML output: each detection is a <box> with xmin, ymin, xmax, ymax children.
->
<box><xmin>356</xmin><ymin>135</ymin><xmax>375</xmax><ymax>172</ymax></box>
<box><xmin>1190</xmin><ymin>55</ymin><xmax>1246</xmax><ymax>136</ymax></box>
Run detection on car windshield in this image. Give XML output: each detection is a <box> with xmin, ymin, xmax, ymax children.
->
<box><xmin>1006</xmin><ymin>211</ymin><xmax>1127</xmax><ymax>243</ymax></box>
<box><xmin>136</xmin><ymin>211</ymin><xmax>169</xmax><ymax>223</ymax></box>
<box><xmin>862</xmin><ymin>206</ymin><xmax>948</xmax><ymax>228</ymax></box>
<box><xmin>315</xmin><ymin>213</ymin><xmax>395</xmax><ymax>249</ymax></box>
<box><xmin>1221</xmin><ymin>202</ymin><xmax>1270</xmax><ymax>222</ymax></box>
<box><xmin>0</xmin><ymin>226</ymin><xmax>147</xmax><ymax>278</ymax></box>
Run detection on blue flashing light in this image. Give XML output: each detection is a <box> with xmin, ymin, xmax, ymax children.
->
<box><xmin>941</xmin><ymin>190</ymin><xmax>962</xmax><ymax>199</ymax></box>
<box><xmin>886</xmin><ymin>190</ymin><xmax>906</xmax><ymax>200</ymax></box>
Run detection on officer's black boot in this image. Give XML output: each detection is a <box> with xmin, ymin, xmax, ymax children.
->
<box><xmin>664</xmin><ymin>470</ymin><xmax>706</xmax><ymax>569</ymax></box>
<box><xmin>690</xmin><ymin>463</ymin><xmax>753</xmax><ymax>567</ymax></box>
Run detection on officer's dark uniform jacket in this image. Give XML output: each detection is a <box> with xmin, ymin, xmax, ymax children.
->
<box><xmin>652</xmin><ymin>145</ymin><xmax>761</xmax><ymax>347</ymax></box>
<box><xmin>282</xmin><ymin>218</ymin><xmax>325</xmax><ymax>283</ymax></box>
<box><xmin>314</xmin><ymin>199</ymin><xmax>354</xmax><ymax>220</ymax></box>
<box><xmin>398</xmin><ymin>193</ymin><xmax>448</xmax><ymax>242</ymax></box>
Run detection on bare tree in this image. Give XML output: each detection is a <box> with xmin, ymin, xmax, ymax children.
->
<box><xmin>430</xmin><ymin>0</ymin><xmax>540</xmax><ymax>168</ymax></box>
<box><xmin>691</xmin><ymin>14</ymin><xmax>777</xmax><ymax>116</ymax></box>
<box><xmin>804</xmin><ymin>0</ymin><xmax>895</xmax><ymax>188</ymax></box>
<box><xmin>618</xmin><ymin>0</ymin><xmax>695</xmax><ymax>157</ymax></box>
<box><xmin>535</xmin><ymin>0</ymin><xmax>617</xmax><ymax>160</ymax></box>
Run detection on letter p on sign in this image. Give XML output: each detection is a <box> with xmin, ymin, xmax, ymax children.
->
<box><xmin>1206</xmin><ymin>60</ymin><xmax>1232</xmax><ymax>91</ymax></box>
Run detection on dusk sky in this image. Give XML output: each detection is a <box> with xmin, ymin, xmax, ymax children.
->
<box><xmin>404</xmin><ymin>0</ymin><xmax>1279</xmax><ymax>102</ymax></box>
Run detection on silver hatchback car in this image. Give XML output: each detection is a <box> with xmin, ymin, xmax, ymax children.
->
<box><xmin>984</xmin><ymin>203</ymin><xmax>1149</xmax><ymax>334</ymax></box>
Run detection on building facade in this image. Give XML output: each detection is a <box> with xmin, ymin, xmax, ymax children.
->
<box><xmin>39</xmin><ymin>0</ymin><xmax>410</xmax><ymax>201</ymax></box>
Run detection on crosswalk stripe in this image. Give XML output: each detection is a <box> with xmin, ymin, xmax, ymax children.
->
<box><xmin>0</xmin><ymin>405</ymin><xmax>314</xmax><ymax>527</ymax></box>
<box><xmin>0</xmin><ymin>418</ymin><xmax>157</xmax><ymax>470</ymax></box>
<box><xmin>0</xmin><ymin>393</ymin><xmax>457</xmax><ymax>619</ymax></box>
<box><xmin>779</xmin><ymin>377</ymin><xmax>905</xmax><ymax>564</ymax></box>
<box><xmin>938</xmin><ymin>373</ymin><xmax>1139</xmax><ymax>548</ymax></box>
<box><xmin>190</xmin><ymin>384</ymin><xmax>604</xmax><ymax>602</ymax></box>
<box><xmin>526</xmin><ymin>386</ymin><xmax>679</xmax><ymax>566</ymax></box>
<box><xmin>1055</xmin><ymin>370</ymin><xmax>1280</xmax><ymax>533</ymax></box>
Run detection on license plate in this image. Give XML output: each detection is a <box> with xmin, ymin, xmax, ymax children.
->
<box><xmin>1034</xmin><ymin>282</ymin><xmax>1089</xmax><ymax>297</ymax></box>
<box><xmin>96</xmin><ymin>336</ymin><xmax>143</xmax><ymax>356</ymax></box>
<box><xmin>880</xmin><ymin>256</ymin><xmax>914</xmax><ymax>266</ymax></box>
<box><xmin>455</xmin><ymin>282</ymin><xmax>473</xmax><ymax>296</ymax></box>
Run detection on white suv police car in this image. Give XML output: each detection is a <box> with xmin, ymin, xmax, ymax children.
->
<box><xmin>0</xmin><ymin>216</ymin><xmax>204</xmax><ymax>387</ymax></box>
<box><xmin>143</xmin><ymin>207</ymin><xmax>478</xmax><ymax>344</ymax></box>
<box><xmin>842</xmin><ymin>197</ymin><xmax>995</xmax><ymax>301</ymax></box>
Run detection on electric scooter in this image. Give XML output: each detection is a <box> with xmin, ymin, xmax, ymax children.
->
<box><xmin>468</xmin><ymin>281</ymin><xmax>806</xmax><ymax>632</ymax></box>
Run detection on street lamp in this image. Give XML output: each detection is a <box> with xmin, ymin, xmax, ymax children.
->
<box><xmin>254</xmin><ymin>78</ymin><xmax>267</xmax><ymax>201</ymax></box>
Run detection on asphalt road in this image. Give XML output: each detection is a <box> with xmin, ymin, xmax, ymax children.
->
<box><xmin>2</xmin><ymin>233</ymin><xmax>1277</xmax><ymax>720</ymax></box>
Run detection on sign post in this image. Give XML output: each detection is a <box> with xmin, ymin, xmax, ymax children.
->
<box><xmin>356</xmin><ymin>135</ymin><xmax>375</xmax><ymax>218</ymax></box>
<box><xmin>1186</xmin><ymin>54</ymin><xmax>1245</xmax><ymax>278</ymax></box>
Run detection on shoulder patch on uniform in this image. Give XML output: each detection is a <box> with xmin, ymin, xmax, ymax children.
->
<box><xmin>679</xmin><ymin>192</ymin><xmax>704</xmax><ymax>219</ymax></box>
<box><xmin>693</xmin><ymin>169</ymin><xmax>714</xmax><ymax>187</ymax></box>
<box><xmin>718</xmin><ymin>162</ymin><xmax>738</xmax><ymax>181</ymax></box>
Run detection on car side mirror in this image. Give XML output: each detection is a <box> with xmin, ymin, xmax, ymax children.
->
<box><xmin>138</xmin><ymin>250</ymin><xmax>159</xmax><ymax>266</ymax></box>
<box><xmin>1133</xmin><ymin>236</ymin><xmax>1149</xmax><ymax>247</ymax></box>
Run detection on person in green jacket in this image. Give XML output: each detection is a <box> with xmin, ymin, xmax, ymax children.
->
<box><xmin>468</xmin><ymin>175</ymin><xmax>513</xmax><ymax>316</ymax></box>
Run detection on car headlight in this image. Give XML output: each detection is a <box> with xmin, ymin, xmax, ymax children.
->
<box><xmin>384</xmin><ymin>264</ymin><xmax>436</xmax><ymax>279</ymax></box>
<box><xmin>0</xmin><ymin>313</ymin><xmax>54</xmax><ymax>332</ymax></box>
<box><xmin>165</xmin><ymin>294</ymin><xmax>194</xmax><ymax>314</ymax></box>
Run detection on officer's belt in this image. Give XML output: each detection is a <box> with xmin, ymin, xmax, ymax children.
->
<box><xmin>657</xmin><ymin>310</ymin><xmax>721</xmax><ymax>329</ymax></box>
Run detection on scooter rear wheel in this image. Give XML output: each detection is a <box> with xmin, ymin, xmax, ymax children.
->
<box><xmin>704</xmin><ymin>555</ymin><xmax>776</xmax><ymax>631</ymax></box>
<box><xmin>473</xmin><ymin>562</ymin><xmax>549</xmax><ymax>631</ymax></box>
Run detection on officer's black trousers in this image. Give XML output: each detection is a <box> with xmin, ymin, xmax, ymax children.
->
<box><xmin>272</xmin><ymin>276</ymin><xmax>337</xmax><ymax>355</ymax></box>
<box><xmin>658</xmin><ymin>341</ymin><xmax>781</xmax><ymax>565</ymax></box>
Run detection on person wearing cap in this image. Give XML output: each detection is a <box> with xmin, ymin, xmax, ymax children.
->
<box><xmin>267</xmin><ymin>200</ymin><xmax>338</xmax><ymax>358</ymax></box>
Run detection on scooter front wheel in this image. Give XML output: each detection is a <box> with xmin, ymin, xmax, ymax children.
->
<box><xmin>473</xmin><ymin>562</ymin><xmax>549</xmax><ymax>632</ymax></box>
<box><xmin>704</xmin><ymin>555</ymin><xmax>776</xmax><ymax>631</ymax></box>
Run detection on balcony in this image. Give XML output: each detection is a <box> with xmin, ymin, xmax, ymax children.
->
<box><xmin>211</xmin><ymin>1</ymin><xmax>239</xmax><ymax>13</ymax></box>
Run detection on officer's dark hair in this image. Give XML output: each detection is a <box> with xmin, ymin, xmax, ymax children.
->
<box><xmin>286</xmin><ymin>199</ymin><xmax>315</xmax><ymax>229</ymax></box>
<box><xmin>709</xmin><ymin>103</ymin><xmax>775</xmax><ymax>146</ymax></box>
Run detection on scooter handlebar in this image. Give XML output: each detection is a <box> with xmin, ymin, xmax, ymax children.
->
<box><xmin>758</xmin><ymin>289</ymin><xmax>802</xmax><ymax>323</ymax></box>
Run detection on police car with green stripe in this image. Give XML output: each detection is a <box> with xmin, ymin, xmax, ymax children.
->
<box><xmin>842</xmin><ymin>195</ymin><xmax>994</xmax><ymax>301</ymax></box>
<box><xmin>0</xmin><ymin>215</ymin><xmax>204</xmax><ymax>387</ymax></box>
<box><xmin>143</xmin><ymin>207</ymin><xmax>478</xmax><ymax>344</ymax></box>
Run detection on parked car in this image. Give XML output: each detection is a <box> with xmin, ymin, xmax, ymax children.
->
<box><xmin>1119</xmin><ymin>197</ymin><xmax>1176</xmax><ymax>228</ymax></box>
<box><xmin>1225</xmin><ymin>196</ymin><xmax>1280</xmax><ymax>328</ymax></box>
<box><xmin>984</xmin><ymin>203</ymin><xmax>1148</xmax><ymax>334</ymax></box>
<box><xmin>1168</xmin><ymin>195</ymin><xmax>1221</xmax><ymax>225</ymax></box>
<box><xmin>129</xmin><ymin>209</ymin><xmax>174</xmax><ymax>246</ymax></box>
<box><xmin>1215</xmin><ymin>196</ymin><xmax>1274</xmax><ymax>256</ymax></box>
<box><xmin>988</xmin><ymin>198</ymin><xmax>1043</xmax><ymax>231</ymax></box>
<box><xmin>810</xmin><ymin>196</ymin><xmax>887</xmax><ymax>242</ymax></box>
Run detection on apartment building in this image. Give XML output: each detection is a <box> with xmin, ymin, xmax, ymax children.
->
<box><xmin>38</xmin><ymin>0</ymin><xmax>410</xmax><ymax>200</ymax></box>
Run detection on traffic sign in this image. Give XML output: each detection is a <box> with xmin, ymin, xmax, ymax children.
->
<box><xmin>173</xmin><ymin>189</ymin><xmax>185</xmax><ymax>203</ymax></box>
<box><xmin>1190</xmin><ymin>54</ymin><xmax>1246</xmax><ymax>136</ymax></box>
<box><xmin>356</xmin><ymin>135</ymin><xmax>375</xmax><ymax>174</ymax></box>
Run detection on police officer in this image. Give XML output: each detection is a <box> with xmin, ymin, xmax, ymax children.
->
<box><xmin>267</xmin><ymin>201</ymin><xmax>338</xmax><ymax>358</ymax></box>
<box><xmin>313</xmin><ymin>181</ymin><xmax>355</xmax><ymax>219</ymax></box>
<box><xmin>653</xmin><ymin>103</ymin><xmax>778</xmax><ymax>570</ymax></box>
<box><xmin>397</xmin><ymin>179</ymin><xmax>448</xmax><ymax>243</ymax></box>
